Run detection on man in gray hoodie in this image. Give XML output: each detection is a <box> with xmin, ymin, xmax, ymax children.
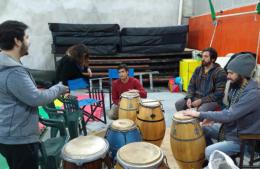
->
<box><xmin>184</xmin><ymin>53</ymin><xmax>260</xmax><ymax>160</ymax></box>
<box><xmin>0</xmin><ymin>20</ymin><xmax>68</xmax><ymax>169</ymax></box>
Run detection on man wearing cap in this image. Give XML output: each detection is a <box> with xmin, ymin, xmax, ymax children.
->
<box><xmin>175</xmin><ymin>47</ymin><xmax>227</xmax><ymax>112</ymax></box>
<box><xmin>184</xmin><ymin>53</ymin><xmax>260</xmax><ymax>160</ymax></box>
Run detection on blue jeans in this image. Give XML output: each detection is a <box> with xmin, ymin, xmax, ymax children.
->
<box><xmin>203</xmin><ymin>123</ymin><xmax>240</xmax><ymax>160</ymax></box>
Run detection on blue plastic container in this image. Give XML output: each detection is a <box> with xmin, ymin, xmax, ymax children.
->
<box><xmin>175</xmin><ymin>76</ymin><xmax>182</xmax><ymax>85</ymax></box>
<box><xmin>175</xmin><ymin>77</ymin><xmax>183</xmax><ymax>92</ymax></box>
<box><xmin>105</xmin><ymin>119</ymin><xmax>142</xmax><ymax>159</ymax></box>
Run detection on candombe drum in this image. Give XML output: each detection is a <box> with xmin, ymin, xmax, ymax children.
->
<box><xmin>62</xmin><ymin>135</ymin><xmax>109</xmax><ymax>169</ymax></box>
<box><xmin>115</xmin><ymin>142</ymin><xmax>169</xmax><ymax>169</ymax></box>
<box><xmin>118</xmin><ymin>91</ymin><xmax>140</xmax><ymax>121</ymax></box>
<box><xmin>105</xmin><ymin>119</ymin><xmax>142</xmax><ymax>159</ymax></box>
<box><xmin>170</xmin><ymin>111</ymin><xmax>206</xmax><ymax>169</ymax></box>
<box><xmin>136</xmin><ymin>99</ymin><xmax>166</xmax><ymax>146</ymax></box>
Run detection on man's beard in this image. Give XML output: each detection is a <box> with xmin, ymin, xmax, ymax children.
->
<box><xmin>229</xmin><ymin>75</ymin><xmax>244</xmax><ymax>89</ymax></box>
<box><xmin>19</xmin><ymin>43</ymin><xmax>29</xmax><ymax>56</ymax></box>
<box><xmin>202</xmin><ymin>60</ymin><xmax>212</xmax><ymax>67</ymax></box>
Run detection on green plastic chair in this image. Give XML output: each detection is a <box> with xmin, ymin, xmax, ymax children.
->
<box><xmin>43</xmin><ymin>96</ymin><xmax>86</xmax><ymax>139</ymax></box>
<box><xmin>38</xmin><ymin>113</ymin><xmax>69</xmax><ymax>169</ymax></box>
<box><xmin>41</xmin><ymin>102</ymin><xmax>66</xmax><ymax>138</ymax></box>
<box><xmin>38</xmin><ymin>106</ymin><xmax>49</xmax><ymax>119</ymax></box>
<box><xmin>0</xmin><ymin>154</ymin><xmax>9</xmax><ymax>169</ymax></box>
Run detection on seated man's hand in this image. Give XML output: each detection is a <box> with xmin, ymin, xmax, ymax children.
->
<box><xmin>186</xmin><ymin>98</ymin><xmax>192</xmax><ymax>108</ymax></box>
<box><xmin>200</xmin><ymin>119</ymin><xmax>214</xmax><ymax>126</ymax></box>
<box><xmin>87</xmin><ymin>68</ymin><xmax>93</xmax><ymax>77</ymax></box>
<box><xmin>192</xmin><ymin>99</ymin><xmax>202</xmax><ymax>107</ymax></box>
<box><xmin>64</xmin><ymin>92</ymin><xmax>70</xmax><ymax>98</ymax></box>
<box><xmin>183</xmin><ymin>109</ymin><xmax>200</xmax><ymax>117</ymax></box>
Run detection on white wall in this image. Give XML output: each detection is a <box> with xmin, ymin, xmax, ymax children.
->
<box><xmin>0</xmin><ymin>0</ymin><xmax>180</xmax><ymax>70</ymax></box>
<box><xmin>182</xmin><ymin>0</ymin><xmax>193</xmax><ymax>24</ymax></box>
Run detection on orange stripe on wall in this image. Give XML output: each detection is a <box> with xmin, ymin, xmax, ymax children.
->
<box><xmin>188</xmin><ymin>4</ymin><xmax>260</xmax><ymax>63</ymax></box>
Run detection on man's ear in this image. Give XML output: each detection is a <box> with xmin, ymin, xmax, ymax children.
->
<box><xmin>14</xmin><ymin>38</ymin><xmax>22</xmax><ymax>47</ymax></box>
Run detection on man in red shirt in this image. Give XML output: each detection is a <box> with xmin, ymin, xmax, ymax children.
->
<box><xmin>108</xmin><ymin>64</ymin><xmax>147</xmax><ymax>120</ymax></box>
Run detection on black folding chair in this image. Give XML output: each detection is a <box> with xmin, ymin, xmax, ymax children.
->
<box><xmin>80</xmin><ymin>88</ymin><xmax>107</xmax><ymax>124</ymax></box>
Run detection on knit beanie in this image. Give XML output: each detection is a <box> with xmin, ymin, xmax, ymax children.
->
<box><xmin>227</xmin><ymin>53</ymin><xmax>256</xmax><ymax>77</ymax></box>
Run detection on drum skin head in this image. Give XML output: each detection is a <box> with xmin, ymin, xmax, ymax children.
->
<box><xmin>140</xmin><ymin>99</ymin><xmax>160</xmax><ymax>108</ymax></box>
<box><xmin>174</xmin><ymin>111</ymin><xmax>194</xmax><ymax>120</ymax></box>
<box><xmin>121</xmin><ymin>91</ymin><xmax>140</xmax><ymax>98</ymax></box>
<box><xmin>62</xmin><ymin>135</ymin><xmax>109</xmax><ymax>164</ymax></box>
<box><xmin>111</xmin><ymin>119</ymin><xmax>136</xmax><ymax>131</ymax></box>
<box><xmin>117</xmin><ymin>142</ymin><xmax>161</xmax><ymax>165</ymax></box>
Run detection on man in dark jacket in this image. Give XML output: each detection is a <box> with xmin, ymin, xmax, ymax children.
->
<box><xmin>184</xmin><ymin>53</ymin><xmax>260</xmax><ymax>160</ymax></box>
<box><xmin>175</xmin><ymin>47</ymin><xmax>227</xmax><ymax>112</ymax></box>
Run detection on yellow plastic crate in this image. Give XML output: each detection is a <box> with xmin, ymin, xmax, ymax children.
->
<box><xmin>180</xmin><ymin>59</ymin><xmax>201</xmax><ymax>91</ymax></box>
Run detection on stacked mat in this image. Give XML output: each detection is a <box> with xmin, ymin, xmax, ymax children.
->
<box><xmin>120</xmin><ymin>25</ymin><xmax>188</xmax><ymax>54</ymax></box>
<box><xmin>49</xmin><ymin>23</ymin><xmax>120</xmax><ymax>55</ymax></box>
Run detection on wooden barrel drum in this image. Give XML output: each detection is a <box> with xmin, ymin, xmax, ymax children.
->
<box><xmin>136</xmin><ymin>99</ymin><xmax>166</xmax><ymax>146</ymax></box>
<box><xmin>170</xmin><ymin>111</ymin><xmax>206</xmax><ymax>169</ymax></box>
<box><xmin>118</xmin><ymin>91</ymin><xmax>140</xmax><ymax>122</ymax></box>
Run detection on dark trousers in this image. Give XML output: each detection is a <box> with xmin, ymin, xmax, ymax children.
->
<box><xmin>175</xmin><ymin>98</ymin><xmax>219</xmax><ymax>112</ymax></box>
<box><xmin>0</xmin><ymin>142</ymin><xmax>39</xmax><ymax>169</ymax></box>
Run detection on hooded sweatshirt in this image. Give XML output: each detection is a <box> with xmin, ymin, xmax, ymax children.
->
<box><xmin>0</xmin><ymin>52</ymin><xmax>67</xmax><ymax>144</ymax></box>
<box><xmin>199</xmin><ymin>80</ymin><xmax>260</xmax><ymax>142</ymax></box>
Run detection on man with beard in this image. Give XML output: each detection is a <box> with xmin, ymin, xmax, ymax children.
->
<box><xmin>0</xmin><ymin>20</ymin><xmax>68</xmax><ymax>169</ymax></box>
<box><xmin>175</xmin><ymin>47</ymin><xmax>227</xmax><ymax>111</ymax></box>
<box><xmin>183</xmin><ymin>53</ymin><xmax>260</xmax><ymax>160</ymax></box>
<box><xmin>108</xmin><ymin>64</ymin><xmax>147</xmax><ymax>120</ymax></box>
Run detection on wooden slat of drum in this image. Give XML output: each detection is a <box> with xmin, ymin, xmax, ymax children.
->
<box><xmin>136</xmin><ymin>105</ymin><xmax>165</xmax><ymax>146</ymax></box>
<box><xmin>118</xmin><ymin>109</ymin><xmax>138</xmax><ymax>122</ymax></box>
<box><xmin>118</xmin><ymin>95</ymin><xmax>140</xmax><ymax>122</ymax></box>
<box><xmin>136</xmin><ymin>120</ymin><xmax>166</xmax><ymax>147</ymax></box>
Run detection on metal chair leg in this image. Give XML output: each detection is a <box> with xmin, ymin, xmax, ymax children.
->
<box><xmin>239</xmin><ymin>140</ymin><xmax>245</xmax><ymax>169</ymax></box>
